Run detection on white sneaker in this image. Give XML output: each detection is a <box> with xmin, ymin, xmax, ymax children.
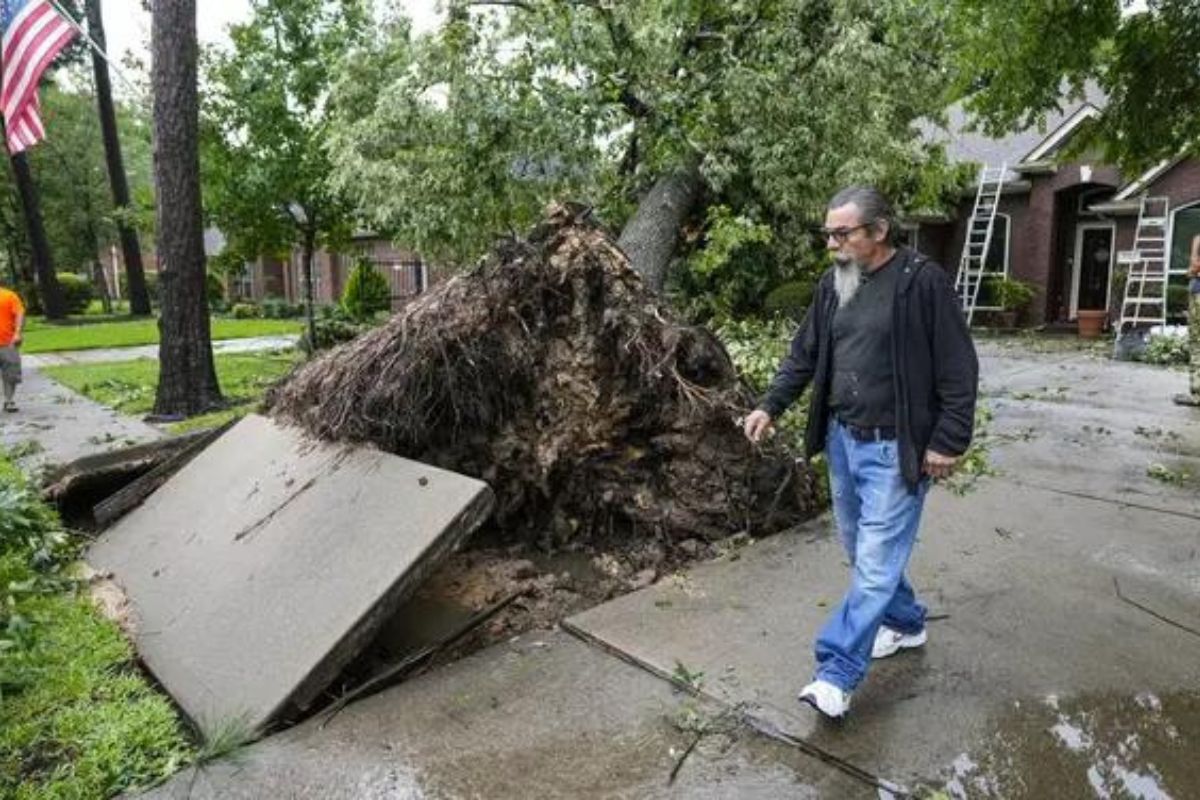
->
<box><xmin>872</xmin><ymin>625</ymin><xmax>927</xmax><ymax>659</ymax></box>
<box><xmin>797</xmin><ymin>680</ymin><xmax>851</xmax><ymax>719</ymax></box>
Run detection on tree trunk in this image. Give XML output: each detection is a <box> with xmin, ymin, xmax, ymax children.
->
<box><xmin>9</xmin><ymin>152</ymin><xmax>66</xmax><ymax>318</ymax></box>
<box><xmin>151</xmin><ymin>0</ymin><xmax>222</xmax><ymax>416</ymax></box>
<box><xmin>616</xmin><ymin>162</ymin><xmax>703</xmax><ymax>293</ymax></box>
<box><xmin>302</xmin><ymin>228</ymin><xmax>317</xmax><ymax>353</ymax></box>
<box><xmin>87</xmin><ymin>0</ymin><xmax>151</xmax><ymax>315</ymax></box>
<box><xmin>91</xmin><ymin>259</ymin><xmax>112</xmax><ymax>313</ymax></box>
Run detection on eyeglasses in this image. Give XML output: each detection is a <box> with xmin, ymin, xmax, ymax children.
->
<box><xmin>819</xmin><ymin>222</ymin><xmax>872</xmax><ymax>244</ymax></box>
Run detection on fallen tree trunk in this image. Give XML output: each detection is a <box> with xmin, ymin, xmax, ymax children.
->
<box><xmin>617</xmin><ymin>163</ymin><xmax>703</xmax><ymax>293</ymax></box>
<box><xmin>269</xmin><ymin>204</ymin><xmax>819</xmax><ymax>547</ymax></box>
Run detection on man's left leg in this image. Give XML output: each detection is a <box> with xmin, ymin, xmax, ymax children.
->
<box><xmin>812</xmin><ymin>438</ymin><xmax>928</xmax><ymax>698</ymax></box>
<box><xmin>0</xmin><ymin>346</ymin><xmax>19</xmax><ymax>412</ymax></box>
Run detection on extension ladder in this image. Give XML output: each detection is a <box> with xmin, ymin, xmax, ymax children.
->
<box><xmin>1115</xmin><ymin>195</ymin><xmax>1170</xmax><ymax>337</ymax></box>
<box><xmin>954</xmin><ymin>163</ymin><xmax>1006</xmax><ymax>325</ymax></box>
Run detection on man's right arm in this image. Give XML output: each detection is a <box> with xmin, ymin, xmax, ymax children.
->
<box><xmin>759</xmin><ymin>295</ymin><xmax>821</xmax><ymax>420</ymax></box>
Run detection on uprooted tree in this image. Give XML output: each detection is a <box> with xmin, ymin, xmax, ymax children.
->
<box><xmin>268</xmin><ymin>206</ymin><xmax>821</xmax><ymax>546</ymax></box>
<box><xmin>327</xmin><ymin>0</ymin><xmax>966</xmax><ymax>315</ymax></box>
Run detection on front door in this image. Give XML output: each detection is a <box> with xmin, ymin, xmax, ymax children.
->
<box><xmin>1072</xmin><ymin>224</ymin><xmax>1115</xmax><ymax>317</ymax></box>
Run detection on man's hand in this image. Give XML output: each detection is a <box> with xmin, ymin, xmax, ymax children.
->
<box><xmin>12</xmin><ymin>334</ymin><xmax>21</xmax><ymax>348</ymax></box>
<box><xmin>743</xmin><ymin>409</ymin><xmax>775</xmax><ymax>443</ymax></box>
<box><xmin>923</xmin><ymin>449</ymin><xmax>958</xmax><ymax>479</ymax></box>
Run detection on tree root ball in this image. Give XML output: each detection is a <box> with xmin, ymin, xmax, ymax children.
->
<box><xmin>268</xmin><ymin>204</ymin><xmax>820</xmax><ymax>547</ymax></box>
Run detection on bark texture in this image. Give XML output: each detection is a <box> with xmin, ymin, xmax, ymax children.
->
<box><xmin>151</xmin><ymin>0</ymin><xmax>221</xmax><ymax>415</ymax></box>
<box><xmin>87</xmin><ymin>0</ymin><xmax>151</xmax><ymax>315</ymax></box>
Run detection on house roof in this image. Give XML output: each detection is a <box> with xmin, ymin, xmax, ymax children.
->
<box><xmin>924</xmin><ymin>84</ymin><xmax>1107</xmax><ymax>182</ymax></box>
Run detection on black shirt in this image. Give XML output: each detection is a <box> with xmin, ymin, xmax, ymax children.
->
<box><xmin>830</xmin><ymin>255</ymin><xmax>899</xmax><ymax>428</ymax></box>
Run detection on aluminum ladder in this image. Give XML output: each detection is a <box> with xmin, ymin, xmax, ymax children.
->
<box><xmin>954</xmin><ymin>163</ymin><xmax>1006</xmax><ymax>325</ymax></box>
<box><xmin>1115</xmin><ymin>195</ymin><xmax>1170</xmax><ymax>337</ymax></box>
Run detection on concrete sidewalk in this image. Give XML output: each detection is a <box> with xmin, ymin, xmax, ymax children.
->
<box><xmin>136</xmin><ymin>340</ymin><xmax>1200</xmax><ymax>799</ymax></box>
<box><xmin>2</xmin><ymin>335</ymin><xmax>296</xmax><ymax>469</ymax></box>
<box><xmin>23</xmin><ymin>334</ymin><xmax>297</xmax><ymax>367</ymax></box>
<box><xmin>0</xmin><ymin>366</ymin><xmax>162</xmax><ymax>469</ymax></box>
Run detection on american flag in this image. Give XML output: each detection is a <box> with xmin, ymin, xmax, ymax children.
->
<box><xmin>0</xmin><ymin>0</ymin><xmax>76</xmax><ymax>154</ymax></box>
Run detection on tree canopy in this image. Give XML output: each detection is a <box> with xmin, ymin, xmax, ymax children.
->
<box><xmin>327</xmin><ymin>0</ymin><xmax>967</xmax><ymax>314</ymax></box>
<box><xmin>945</xmin><ymin>0</ymin><xmax>1200</xmax><ymax>172</ymax></box>
<box><xmin>201</xmin><ymin>0</ymin><xmax>369</xmax><ymax>268</ymax></box>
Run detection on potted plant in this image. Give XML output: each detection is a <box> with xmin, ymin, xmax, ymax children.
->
<box><xmin>992</xmin><ymin>277</ymin><xmax>1035</xmax><ymax>329</ymax></box>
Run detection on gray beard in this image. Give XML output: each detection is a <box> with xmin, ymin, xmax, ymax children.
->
<box><xmin>833</xmin><ymin>258</ymin><xmax>864</xmax><ymax>308</ymax></box>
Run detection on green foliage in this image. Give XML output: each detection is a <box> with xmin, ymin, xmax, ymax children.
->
<box><xmin>763</xmin><ymin>281</ymin><xmax>816</xmax><ymax>322</ymax></box>
<box><xmin>0</xmin><ymin>455</ymin><xmax>192</xmax><ymax>798</ymax></box>
<box><xmin>201</xmin><ymin>0</ymin><xmax>365</xmax><ymax>275</ymax></box>
<box><xmin>675</xmin><ymin>205</ymin><xmax>777</xmax><ymax>320</ymax></box>
<box><xmin>945</xmin><ymin>0</ymin><xmax>1200</xmax><ymax>173</ymax></box>
<box><xmin>5</xmin><ymin>79</ymin><xmax>156</xmax><ymax>275</ymax></box>
<box><xmin>340</xmin><ymin>258</ymin><xmax>391</xmax><ymax>321</ymax></box>
<box><xmin>260</xmin><ymin>297</ymin><xmax>304</xmax><ymax>319</ymax></box>
<box><xmin>206</xmin><ymin>272</ymin><xmax>226</xmax><ymax>308</ymax></box>
<box><xmin>1139</xmin><ymin>333</ymin><xmax>1189</xmax><ymax>366</ymax></box>
<box><xmin>991</xmin><ymin>277</ymin><xmax>1036</xmax><ymax>312</ymax></box>
<box><xmin>329</xmin><ymin>0</ymin><xmax>966</xmax><ymax>279</ymax></box>
<box><xmin>229</xmin><ymin>303</ymin><xmax>262</xmax><ymax>319</ymax></box>
<box><xmin>54</xmin><ymin>273</ymin><xmax>93</xmax><ymax>315</ymax></box>
<box><xmin>1166</xmin><ymin>284</ymin><xmax>1189</xmax><ymax>321</ymax></box>
<box><xmin>299</xmin><ymin>305</ymin><xmax>376</xmax><ymax>353</ymax></box>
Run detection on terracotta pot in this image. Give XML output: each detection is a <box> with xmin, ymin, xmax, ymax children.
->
<box><xmin>1076</xmin><ymin>309</ymin><xmax>1107</xmax><ymax>339</ymax></box>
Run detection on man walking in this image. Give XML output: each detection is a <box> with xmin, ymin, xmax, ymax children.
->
<box><xmin>1173</xmin><ymin>233</ymin><xmax>1200</xmax><ymax>407</ymax></box>
<box><xmin>0</xmin><ymin>280</ymin><xmax>26</xmax><ymax>413</ymax></box>
<box><xmin>743</xmin><ymin>186</ymin><xmax>978</xmax><ymax>718</ymax></box>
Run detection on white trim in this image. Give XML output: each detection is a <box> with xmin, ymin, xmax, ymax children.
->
<box><xmin>1113</xmin><ymin>158</ymin><xmax>1180</xmax><ymax>201</ymax></box>
<box><xmin>1070</xmin><ymin>222</ymin><xmax>1116</xmax><ymax>318</ymax></box>
<box><xmin>1021</xmin><ymin>104</ymin><xmax>1102</xmax><ymax>164</ymax></box>
<box><xmin>1167</xmin><ymin>199</ymin><xmax>1200</xmax><ymax>277</ymax></box>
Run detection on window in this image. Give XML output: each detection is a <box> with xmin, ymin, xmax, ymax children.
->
<box><xmin>1169</xmin><ymin>202</ymin><xmax>1200</xmax><ymax>277</ymax></box>
<box><xmin>975</xmin><ymin>214</ymin><xmax>1011</xmax><ymax>309</ymax></box>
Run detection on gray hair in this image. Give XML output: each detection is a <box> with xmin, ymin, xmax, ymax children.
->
<box><xmin>827</xmin><ymin>185</ymin><xmax>896</xmax><ymax>244</ymax></box>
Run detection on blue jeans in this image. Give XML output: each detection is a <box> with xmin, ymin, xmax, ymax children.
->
<box><xmin>814</xmin><ymin>418</ymin><xmax>929</xmax><ymax>692</ymax></box>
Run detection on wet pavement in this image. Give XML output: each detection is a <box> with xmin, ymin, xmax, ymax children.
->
<box><xmin>135</xmin><ymin>338</ymin><xmax>1200</xmax><ymax>798</ymax></box>
<box><xmin>0</xmin><ymin>366</ymin><xmax>162</xmax><ymax>470</ymax></box>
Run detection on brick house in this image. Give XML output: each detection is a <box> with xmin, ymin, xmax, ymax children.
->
<box><xmin>100</xmin><ymin>229</ymin><xmax>432</xmax><ymax>311</ymax></box>
<box><xmin>227</xmin><ymin>234</ymin><xmax>430</xmax><ymax>311</ymax></box>
<box><xmin>911</xmin><ymin>98</ymin><xmax>1200</xmax><ymax>326</ymax></box>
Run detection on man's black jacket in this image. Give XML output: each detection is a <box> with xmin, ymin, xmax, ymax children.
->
<box><xmin>759</xmin><ymin>248</ymin><xmax>979</xmax><ymax>492</ymax></box>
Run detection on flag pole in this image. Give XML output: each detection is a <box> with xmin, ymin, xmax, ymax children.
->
<box><xmin>44</xmin><ymin>0</ymin><xmax>140</xmax><ymax>95</ymax></box>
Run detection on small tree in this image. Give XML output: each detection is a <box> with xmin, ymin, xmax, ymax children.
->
<box><xmin>341</xmin><ymin>258</ymin><xmax>391</xmax><ymax>321</ymax></box>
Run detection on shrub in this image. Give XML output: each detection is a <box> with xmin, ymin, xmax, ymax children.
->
<box><xmin>261</xmin><ymin>297</ymin><xmax>304</xmax><ymax>319</ymax></box>
<box><xmin>55</xmin><ymin>272</ymin><xmax>94</xmax><ymax>315</ymax></box>
<box><xmin>341</xmin><ymin>258</ymin><xmax>391</xmax><ymax>321</ymax></box>
<box><xmin>1140</xmin><ymin>332</ymin><xmax>1189</xmax><ymax>366</ymax></box>
<box><xmin>763</xmin><ymin>280</ymin><xmax>815</xmax><ymax>321</ymax></box>
<box><xmin>992</xmin><ymin>277</ymin><xmax>1036</xmax><ymax>311</ymax></box>
<box><xmin>230</xmin><ymin>302</ymin><xmax>261</xmax><ymax>319</ymax></box>
<box><xmin>299</xmin><ymin>307</ymin><xmax>374</xmax><ymax>353</ymax></box>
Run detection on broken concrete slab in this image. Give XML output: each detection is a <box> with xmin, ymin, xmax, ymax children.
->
<box><xmin>88</xmin><ymin>414</ymin><xmax>494</xmax><ymax>739</ymax></box>
<box><xmin>564</xmin><ymin>479</ymin><xmax>1200</xmax><ymax>793</ymax></box>
<box><xmin>137</xmin><ymin>630</ymin><xmax>871</xmax><ymax>799</ymax></box>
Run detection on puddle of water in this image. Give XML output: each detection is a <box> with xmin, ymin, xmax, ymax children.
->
<box><xmin>931</xmin><ymin>691</ymin><xmax>1200</xmax><ymax>799</ymax></box>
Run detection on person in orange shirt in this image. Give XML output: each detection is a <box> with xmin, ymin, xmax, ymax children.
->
<box><xmin>0</xmin><ymin>279</ymin><xmax>26</xmax><ymax>413</ymax></box>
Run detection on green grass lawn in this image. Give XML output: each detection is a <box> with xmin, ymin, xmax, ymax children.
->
<box><xmin>43</xmin><ymin>351</ymin><xmax>299</xmax><ymax>433</ymax></box>
<box><xmin>22</xmin><ymin>317</ymin><xmax>302</xmax><ymax>354</ymax></box>
<box><xmin>0</xmin><ymin>456</ymin><xmax>193</xmax><ymax>798</ymax></box>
